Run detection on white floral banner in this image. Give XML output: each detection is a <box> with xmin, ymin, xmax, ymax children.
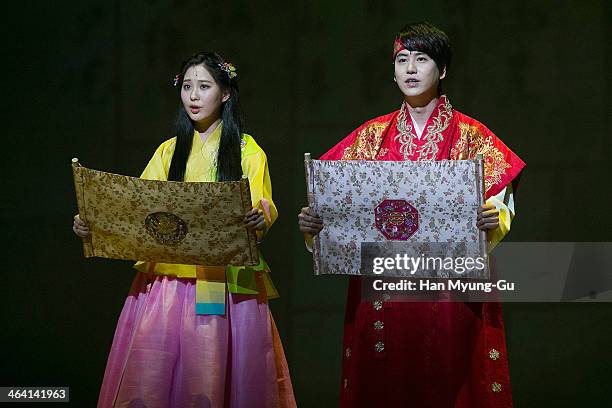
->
<box><xmin>305</xmin><ymin>158</ymin><xmax>488</xmax><ymax>278</ymax></box>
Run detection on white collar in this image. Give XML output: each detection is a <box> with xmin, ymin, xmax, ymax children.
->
<box><xmin>409</xmin><ymin>112</ymin><xmax>425</xmax><ymax>140</ymax></box>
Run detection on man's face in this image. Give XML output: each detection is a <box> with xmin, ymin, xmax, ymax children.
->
<box><xmin>394</xmin><ymin>50</ymin><xmax>445</xmax><ymax>100</ymax></box>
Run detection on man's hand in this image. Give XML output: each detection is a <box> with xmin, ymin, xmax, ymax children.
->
<box><xmin>476</xmin><ymin>203</ymin><xmax>499</xmax><ymax>230</ymax></box>
<box><xmin>298</xmin><ymin>207</ymin><xmax>324</xmax><ymax>235</ymax></box>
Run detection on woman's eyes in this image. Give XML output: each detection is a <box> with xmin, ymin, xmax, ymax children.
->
<box><xmin>182</xmin><ymin>84</ymin><xmax>210</xmax><ymax>90</ymax></box>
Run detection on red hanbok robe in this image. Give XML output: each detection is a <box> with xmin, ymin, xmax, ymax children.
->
<box><xmin>320</xmin><ymin>95</ymin><xmax>525</xmax><ymax>407</ymax></box>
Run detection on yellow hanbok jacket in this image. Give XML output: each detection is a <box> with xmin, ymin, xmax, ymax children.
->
<box><xmin>134</xmin><ymin>122</ymin><xmax>279</xmax><ymax>298</ymax></box>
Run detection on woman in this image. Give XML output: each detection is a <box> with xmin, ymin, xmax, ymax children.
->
<box><xmin>74</xmin><ymin>52</ymin><xmax>295</xmax><ymax>408</ymax></box>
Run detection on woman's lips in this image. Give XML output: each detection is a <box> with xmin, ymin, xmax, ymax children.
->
<box><xmin>405</xmin><ymin>80</ymin><xmax>420</xmax><ymax>88</ymax></box>
<box><xmin>190</xmin><ymin>107</ymin><xmax>201</xmax><ymax>113</ymax></box>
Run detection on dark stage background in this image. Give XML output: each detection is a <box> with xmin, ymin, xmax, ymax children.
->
<box><xmin>3</xmin><ymin>0</ymin><xmax>612</xmax><ymax>406</ymax></box>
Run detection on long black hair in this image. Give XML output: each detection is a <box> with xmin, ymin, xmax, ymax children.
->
<box><xmin>168</xmin><ymin>52</ymin><xmax>244</xmax><ymax>182</ymax></box>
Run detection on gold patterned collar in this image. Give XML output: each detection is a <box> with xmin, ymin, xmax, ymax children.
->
<box><xmin>394</xmin><ymin>95</ymin><xmax>453</xmax><ymax>161</ymax></box>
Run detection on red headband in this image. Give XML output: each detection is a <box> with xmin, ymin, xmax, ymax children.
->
<box><xmin>393</xmin><ymin>37</ymin><xmax>407</xmax><ymax>58</ymax></box>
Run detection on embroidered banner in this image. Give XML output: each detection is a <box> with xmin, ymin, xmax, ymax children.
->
<box><xmin>305</xmin><ymin>157</ymin><xmax>488</xmax><ymax>277</ymax></box>
<box><xmin>72</xmin><ymin>159</ymin><xmax>258</xmax><ymax>266</ymax></box>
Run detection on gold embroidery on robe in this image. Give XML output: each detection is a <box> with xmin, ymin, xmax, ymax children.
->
<box><xmin>395</xmin><ymin>95</ymin><xmax>453</xmax><ymax>161</ymax></box>
<box><xmin>341</xmin><ymin>122</ymin><xmax>389</xmax><ymax>160</ymax></box>
<box><xmin>451</xmin><ymin>122</ymin><xmax>511</xmax><ymax>194</ymax></box>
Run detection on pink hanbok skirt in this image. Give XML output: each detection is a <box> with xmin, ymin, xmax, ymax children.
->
<box><xmin>97</xmin><ymin>272</ymin><xmax>296</xmax><ymax>408</ymax></box>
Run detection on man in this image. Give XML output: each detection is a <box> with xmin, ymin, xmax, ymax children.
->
<box><xmin>298</xmin><ymin>22</ymin><xmax>525</xmax><ymax>407</ymax></box>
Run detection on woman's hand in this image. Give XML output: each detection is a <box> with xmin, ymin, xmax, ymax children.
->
<box><xmin>476</xmin><ymin>203</ymin><xmax>499</xmax><ymax>231</ymax></box>
<box><xmin>244</xmin><ymin>208</ymin><xmax>266</xmax><ymax>231</ymax></box>
<box><xmin>298</xmin><ymin>207</ymin><xmax>324</xmax><ymax>235</ymax></box>
<box><xmin>73</xmin><ymin>214</ymin><xmax>90</xmax><ymax>237</ymax></box>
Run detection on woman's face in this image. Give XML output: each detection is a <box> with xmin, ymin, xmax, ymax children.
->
<box><xmin>180</xmin><ymin>64</ymin><xmax>228</xmax><ymax>127</ymax></box>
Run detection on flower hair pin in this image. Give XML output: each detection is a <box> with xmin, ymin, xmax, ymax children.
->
<box><xmin>218</xmin><ymin>62</ymin><xmax>237</xmax><ymax>79</ymax></box>
<box><xmin>173</xmin><ymin>73</ymin><xmax>181</xmax><ymax>87</ymax></box>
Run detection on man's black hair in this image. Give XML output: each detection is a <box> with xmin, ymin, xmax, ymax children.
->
<box><xmin>396</xmin><ymin>21</ymin><xmax>452</xmax><ymax>74</ymax></box>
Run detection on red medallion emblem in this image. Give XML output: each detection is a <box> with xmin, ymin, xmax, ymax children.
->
<box><xmin>374</xmin><ymin>199</ymin><xmax>419</xmax><ymax>240</ymax></box>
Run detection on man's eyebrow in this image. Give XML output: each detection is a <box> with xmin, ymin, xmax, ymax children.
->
<box><xmin>397</xmin><ymin>51</ymin><xmax>427</xmax><ymax>56</ymax></box>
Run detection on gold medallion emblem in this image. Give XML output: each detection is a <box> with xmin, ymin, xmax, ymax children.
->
<box><xmin>144</xmin><ymin>212</ymin><xmax>188</xmax><ymax>245</ymax></box>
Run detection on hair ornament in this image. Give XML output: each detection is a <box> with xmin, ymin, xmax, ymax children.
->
<box><xmin>219</xmin><ymin>62</ymin><xmax>237</xmax><ymax>79</ymax></box>
<box><xmin>173</xmin><ymin>73</ymin><xmax>181</xmax><ymax>87</ymax></box>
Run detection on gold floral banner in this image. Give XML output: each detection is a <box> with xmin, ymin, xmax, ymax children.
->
<box><xmin>72</xmin><ymin>159</ymin><xmax>258</xmax><ymax>266</ymax></box>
